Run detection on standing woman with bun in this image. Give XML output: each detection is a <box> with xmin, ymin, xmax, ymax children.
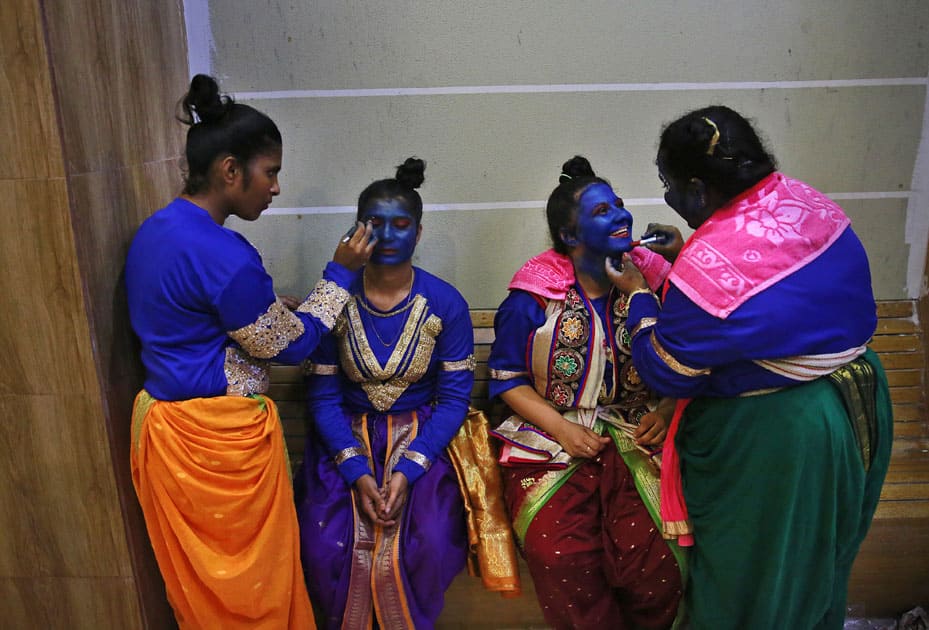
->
<box><xmin>297</xmin><ymin>158</ymin><xmax>480</xmax><ymax>629</ymax></box>
<box><xmin>125</xmin><ymin>74</ymin><xmax>373</xmax><ymax>629</ymax></box>
<box><xmin>607</xmin><ymin>105</ymin><xmax>893</xmax><ymax>629</ymax></box>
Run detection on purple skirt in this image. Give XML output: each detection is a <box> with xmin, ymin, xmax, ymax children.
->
<box><xmin>295</xmin><ymin>407</ymin><xmax>468</xmax><ymax>629</ymax></box>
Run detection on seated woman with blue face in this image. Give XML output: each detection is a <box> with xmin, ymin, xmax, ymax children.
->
<box><xmin>488</xmin><ymin>156</ymin><xmax>686</xmax><ymax>630</ymax></box>
<box><xmin>295</xmin><ymin>158</ymin><xmax>504</xmax><ymax>629</ymax></box>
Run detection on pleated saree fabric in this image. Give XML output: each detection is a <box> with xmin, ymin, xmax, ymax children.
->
<box><xmin>131</xmin><ymin>391</ymin><xmax>315</xmax><ymax>630</ymax></box>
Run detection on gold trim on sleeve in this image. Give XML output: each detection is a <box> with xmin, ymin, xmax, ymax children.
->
<box><xmin>335</xmin><ymin>446</ymin><xmax>367</xmax><ymax>466</ymax></box>
<box><xmin>630</xmin><ymin>317</ymin><xmax>658</xmax><ymax>339</ymax></box>
<box><xmin>228</xmin><ymin>299</ymin><xmax>306</xmax><ymax>359</ymax></box>
<box><xmin>629</xmin><ymin>288</ymin><xmax>660</xmax><ymax>304</ymax></box>
<box><xmin>649</xmin><ymin>330</ymin><xmax>711</xmax><ymax>377</ymax></box>
<box><xmin>306</xmin><ymin>363</ymin><xmax>340</xmax><ymax>375</ymax></box>
<box><xmin>402</xmin><ymin>450</ymin><xmax>432</xmax><ymax>471</ymax></box>
<box><xmin>441</xmin><ymin>355</ymin><xmax>476</xmax><ymax>372</ymax></box>
<box><xmin>223</xmin><ymin>346</ymin><xmax>270</xmax><ymax>396</ymax></box>
<box><xmin>296</xmin><ymin>279</ymin><xmax>351</xmax><ymax>330</ymax></box>
<box><xmin>489</xmin><ymin>368</ymin><xmax>529</xmax><ymax>381</ymax></box>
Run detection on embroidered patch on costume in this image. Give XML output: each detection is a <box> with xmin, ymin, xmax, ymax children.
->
<box><xmin>549</xmin><ymin>382</ymin><xmax>576</xmax><ymax>407</ymax></box>
<box><xmin>223</xmin><ymin>346</ymin><xmax>270</xmax><ymax>396</ymax></box>
<box><xmin>620</xmin><ymin>359</ymin><xmax>646</xmax><ymax>392</ymax></box>
<box><xmin>296</xmin><ymin>279</ymin><xmax>350</xmax><ymax>330</ymax></box>
<box><xmin>228</xmin><ymin>299</ymin><xmax>305</xmax><ymax>359</ymax></box>
<box><xmin>558</xmin><ymin>313</ymin><xmax>587</xmax><ymax>347</ymax></box>
<box><xmin>552</xmin><ymin>349</ymin><xmax>583</xmax><ymax>381</ymax></box>
<box><xmin>613</xmin><ymin>294</ymin><xmax>629</xmax><ymax>317</ymax></box>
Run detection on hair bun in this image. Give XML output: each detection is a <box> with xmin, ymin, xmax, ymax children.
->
<box><xmin>685</xmin><ymin>117</ymin><xmax>719</xmax><ymax>156</ymax></box>
<box><xmin>560</xmin><ymin>155</ymin><xmax>596</xmax><ymax>183</ymax></box>
<box><xmin>180</xmin><ymin>74</ymin><xmax>233</xmax><ymax>125</ymax></box>
<box><xmin>395</xmin><ymin>157</ymin><xmax>426</xmax><ymax>189</ymax></box>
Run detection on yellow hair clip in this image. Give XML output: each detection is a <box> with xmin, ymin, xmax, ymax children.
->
<box><xmin>703</xmin><ymin>117</ymin><xmax>720</xmax><ymax>156</ymax></box>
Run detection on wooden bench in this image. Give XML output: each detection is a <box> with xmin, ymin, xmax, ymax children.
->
<box><xmin>847</xmin><ymin>301</ymin><xmax>929</xmax><ymax>617</ymax></box>
<box><xmin>271</xmin><ymin>300</ymin><xmax>929</xmax><ymax>624</ymax></box>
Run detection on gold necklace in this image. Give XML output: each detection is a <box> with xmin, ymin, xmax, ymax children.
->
<box><xmin>358</xmin><ymin>269</ymin><xmax>416</xmax><ymax>347</ymax></box>
<box><xmin>358</xmin><ymin>269</ymin><xmax>416</xmax><ymax>318</ymax></box>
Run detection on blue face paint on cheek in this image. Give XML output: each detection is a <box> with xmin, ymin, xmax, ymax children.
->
<box><xmin>575</xmin><ymin>183</ymin><xmax>634</xmax><ymax>259</ymax></box>
<box><xmin>359</xmin><ymin>199</ymin><xmax>418</xmax><ymax>265</ymax></box>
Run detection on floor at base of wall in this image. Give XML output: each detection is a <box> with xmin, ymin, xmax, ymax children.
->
<box><xmin>845</xmin><ymin>606</ymin><xmax>928</xmax><ymax>630</ymax></box>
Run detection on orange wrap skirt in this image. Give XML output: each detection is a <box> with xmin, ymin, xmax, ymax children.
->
<box><xmin>130</xmin><ymin>391</ymin><xmax>315</xmax><ymax>630</ymax></box>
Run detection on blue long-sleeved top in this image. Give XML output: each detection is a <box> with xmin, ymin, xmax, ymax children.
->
<box><xmin>488</xmin><ymin>289</ymin><xmax>620</xmax><ymax>402</ymax></box>
<box><xmin>126</xmin><ymin>197</ymin><xmax>351</xmax><ymax>401</ymax></box>
<box><xmin>625</xmin><ymin>227</ymin><xmax>877</xmax><ymax>399</ymax></box>
<box><xmin>307</xmin><ymin>267</ymin><xmax>474</xmax><ymax>485</ymax></box>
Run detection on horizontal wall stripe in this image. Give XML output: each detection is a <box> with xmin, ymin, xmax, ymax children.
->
<box><xmin>235</xmin><ymin>78</ymin><xmax>927</xmax><ymax>101</ymax></box>
<box><xmin>263</xmin><ymin>191</ymin><xmax>911</xmax><ymax>216</ymax></box>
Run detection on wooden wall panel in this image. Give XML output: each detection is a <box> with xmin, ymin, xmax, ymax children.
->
<box><xmin>0</xmin><ymin>0</ymin><xmax>143</xmax><ymax>619</ymax></box>
<box><xmin>0</xmin><ymin>394</ymin><xmax>132</xmax><ymax>578</ymax></box>
<box><xmin>0</xmin><ymin>0</ymin><xmax>63</xmax><ymax>179</ymax></box>
<box><xmin>41</xmin><ymin>0</ymin><xmax>187</xmax><ymax>174</ymax></box>
<box><xmin>0</xmin><ymin>179</ymin><xmax>97</xmax><ymax>395</ymax></box>
<box><xmin>1</xmin><ymin>0</ymin><xmax>189</xmax><ymax>627</ymax></box>
<box><xmin>38</xmin><ymin>0</ymin><xmax>190</xmax><ymax>625</ymax></box>
<box><xmin>0</xmin><ymin>577</ymin><xmax>142</xmax><ymax>628</ymax></box>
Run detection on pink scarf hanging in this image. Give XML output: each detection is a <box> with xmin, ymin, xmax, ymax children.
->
<box><xmin>660</xmin><ymin>398</ymin><xmax>694</xmax><ymax>546</ymax></box>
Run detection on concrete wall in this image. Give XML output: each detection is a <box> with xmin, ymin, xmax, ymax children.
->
<box><xmin>189</xmin><ymin>0</ymin><xmax>929</xmax><ymax>309</ymax></box>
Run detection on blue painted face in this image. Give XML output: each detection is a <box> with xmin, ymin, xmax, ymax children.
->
<box><xmin>359</xmin><ymin>198</ymin><xmax>419</xmax><ymax>266</ymax></box>
<box><xmin>574</xmin><ymin>183</ymin><xmax>633</xmax><ymax>258</ymax></box>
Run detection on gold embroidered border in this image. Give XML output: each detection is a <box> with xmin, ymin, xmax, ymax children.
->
<box><xmin>738</xmin><ymin>386</ymin><xmax>785</xmax><ymax>397</ymax></box>
<box><xmin>344</xmin><ymin>295</ymin><xmax>429</xmax><ymax>381</ymax></box>
<box><xmin>441</xmin><ymin>355</ymin><xmax>475</xmax><ymax>372</ymax></box>
<box><xmin>340</xmin><ymin>295</ymin><xmax>444</xmax><ymax>411</ymax></box>
<box><xmin>334</xmin><ymin>446</ymin><xmax>367</xmax><ymax>466</ymax></box>
<box><xmin>489</xmin><ymin>368</ymin><xmax>528</xmax><ymax>380</ymax></box>
<box><xmin>402</xmin><ymin>449</ymin><xmax>432</xmax><ymax>471</ymax></box>
<box><xmin>344</xmin><ymin>415</ymin><xmax>376</xmax><ymax>630</ymax></box>
<box><xmin>296</xmin><ymin>279</ymin><xmax>350</xmax><ymax>330</ymax></box>
<box><xmin>370</xmin><ymin>413</ymin><xmax>418</xmax><ymax>630</ymax></box>
<box><xmin>630</xmin><ymin>317</ymin><xmax>658</xmax><ymax>339</ymax></box>
<box><xmin>305</xmin><ymin>362</ymin><xmax>339</xmax><ymax>375</ymax></box>
<box><xmin>629</xmin><ymin>287</ymin><xmax>660</xmax><ymax>304</ymax></box>
<box><xmin>223</xmin><ymin>346</ymin><xmax>270</xmax><ymax>396</ymax></box>
<box><xmin>228</xmin><ymin>299</ymin><xmax>305</xmax><ymax>359</ymax></box>
<box><xmin>649</xmin><ymin>331</ymin><xmax>711</xmax><ymax>377</ymax></box>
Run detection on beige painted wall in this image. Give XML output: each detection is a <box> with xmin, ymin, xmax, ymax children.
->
<box><xmin>191</xmin><ymin>1</ymin><xmax>928</xmax><ymax>308</ymax></box>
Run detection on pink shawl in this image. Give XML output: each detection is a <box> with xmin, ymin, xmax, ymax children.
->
<box><xmin>508</xmin><ymin>248</ymin><xmax>671</xmax><ymax>299</ymax></box>
<box><xmin>669</xmin><ymin>173</ymin><xmax>850</xmax><ymax>319</ymax></box>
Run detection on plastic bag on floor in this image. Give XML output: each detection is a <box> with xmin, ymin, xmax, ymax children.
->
<box><xmin>899</xmin><ymin>606</ymin><xmax>928</xmax><ymax>630</ymax></box>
